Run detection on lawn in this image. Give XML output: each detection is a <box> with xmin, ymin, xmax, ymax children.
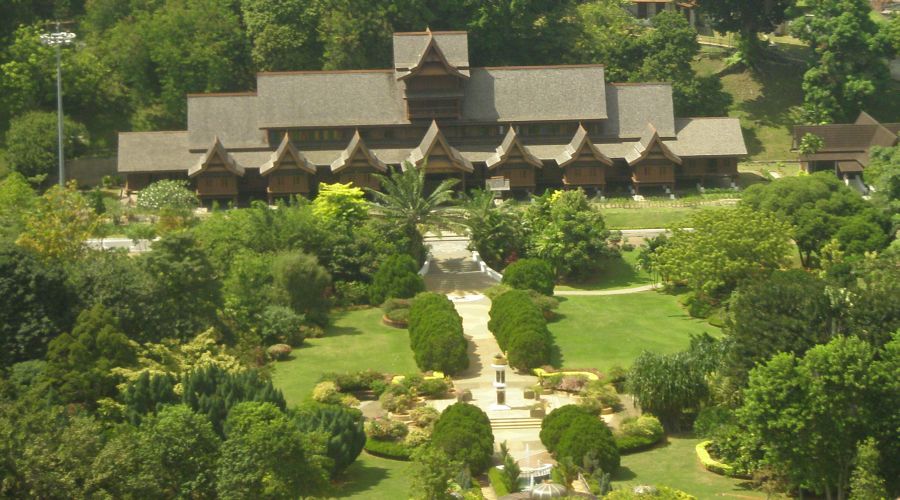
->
<box><xmin>271</xmin><ymin>307</ymin><xmax>417</xmax><ymax>406</ymax></box>
<box><xmin>599</xmin><ymin>207</ymin><xmax>698</xmax><ymax>230</ymax></box>
<box><xmin>548</xmin><ymin>292</ymin><xmax>718</xmax><ymax>372</ymax></box>
<box><xmin>556</xmin><ymin>249</ymin><xmax>653</xmax><ymax>292</ymax></box>
<box><xmin>325</xmin><ymin>453</ymin><xmax>413</xmax><ymax>499</ymax></box>
<box><xmin>613</xmin><ymin>435</ymin><xmax>776</xmax><ymax>498</ymax></box>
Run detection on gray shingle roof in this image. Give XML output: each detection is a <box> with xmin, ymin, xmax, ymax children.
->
<box><xmin>393</xmin><ymin>31</ymin><xmax>469</xmax><ymax>72</ymax></box>
<box><xmin>187</xmin><ymin>94</ymin><xmax>266</xmax><ymax>150</ymax></box>
<box><xmin>330</xmin><ymin>130</ymin><xmax>388</xmax><ymax>173</ymax></box>
<box><xmin>463</xmin><ymin>66</ymin><xmax>607</xmax><ymax>122</ymax></box>
<box><xmin>665</xmin><ymin>118</ymin><xmax>747</xmax><ymax>157</ymax></box>
<box><xmin>486</xmin><ymin>127</ymin><xmax>543</xmax><ymax>169</ymax></box>
<box><xmin>556</xmin><ymin>124</ymin><xmax>613</xmax><ymax>167</ymax></box>
<box><xmin>604</xmin><ymin>84</ymin><xmax>675</xmax><ymax>138</ymax></box>
<box><xmin>117</xmin><ymin>131</ymin><xmax>198</xmax><ymax>172</ymax></box>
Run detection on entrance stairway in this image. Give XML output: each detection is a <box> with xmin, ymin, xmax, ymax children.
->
<box><xmin>489</xmin><ymin>417</ymin><xmax>543</xmax><ymax>430</ymax></box>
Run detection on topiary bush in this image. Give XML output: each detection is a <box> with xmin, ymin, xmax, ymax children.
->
<box><xmin>555</xmin><ymin>417</ymin><xmax>620</xmax><ymax>474</ymax></box>
<box><xmin>409</xmin><ymin>406</ymin><xmax>440</xmax><ymax>429</ymax></box>
<box><xmin>417</xmin><ymin>377</ymin><xmax>452</xmax><ymax>399</ymax></box>
<box><xmin>502</xmin><ymin>258</ymin><xmax>556</xmax><ymax>296</ymax></box>
<box><xmin>540</xmin><ymin>404</ymin><xmax>596</xmax><ymax>453</ymax></box>
<box><xmin>369</xmin><ymin>254</ymin><xmax>426</xmax><ymax>305</ymax></box>
<box><xmin>259</xmin><ymin>306</ymin><xmax>306</xmax><ymax>346</ymax></box>
<box><xmin>265</xmin><ymin>343</ymin><xmax>292</xmax><ymax>361</ymax></box>
<box><xmin>431</xmin><ymin>402</ymin><xmax>494</xmax><ymax>474</ymax></box>
<box><xmin>407</xmin><ymin>292</ymin><xmax>468</xmax><ymax>375</ymax></box>
<box><xmin>312</xmin><ymin>381</ymin><xmax>341</xmax><ymax>404</ymax></box>
<box><xmin>488</xmin><ymin>289</ymin><xmax>553</xmax><ymax>370</ymax></box>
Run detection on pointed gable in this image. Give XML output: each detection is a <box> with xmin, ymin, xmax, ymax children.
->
<box><xmin>625</xmin><ymin>124</ymin><xmax>682</xmax><ymax>166</ymax></box>
<box><xmin>406</xmin><ymin>120</ymin><xmax>473</xmax><ymax>172</ymax></box>
<box><xmin>486</xmin><ymin>126</ymin><xmax>542</xmax><ymax>169</ymax></box>
<box><xmin>260</xmin><ymin>134</ymin><xmax>315</xmax><ymax>176</ymax></box>
<box><xmin>188</xmin><ymin>137</ymin><xmax>244</xmax><ymax>177</ymax></box>
<box><xmin>556</xmin><ymin>124</ymin><xmax>613</xmax><ymax>167</ymax></box>
<box><xmin>394</xmin><ymin>29</ymin><xmax>470</xmax><ymax>80</ymax></box>
<box><xmin>330</xmin><ymin>130</ymin><xmax>387</xmax><ymax>173</ymax></box>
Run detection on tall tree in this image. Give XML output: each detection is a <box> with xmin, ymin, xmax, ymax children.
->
<box><xmin>849</xmin><ymin>438</ymin><xmax>888</xmax><ymax>500</ymax></box>
<box><xmin>0</xmin><ymin>172</ymin><xmax>36</xmax><ymax>242</ymax></box>
<box><xmin>271</xmin><ymin>250</ymin><xmax>332</xmax><ymax>326</ymax></box>
<box><xmin>369</xmin><ymin>163</ymin><xmax>458</xmax><ymax>263</ymax></box>
<box><xmin>698</xmin><ymin>0</ymin><xmax>795</xmax><ymax>67</ymax></box>
<box><xmin>792</xmin><ymin>0</ymin><xmax>891</xmax><ymax>123</ymax></box>
<box><xmin>240</xmin><ymin>0</ymin><xmax>323</xmax><ymax>71</ymax></box>
<box><xmin>467</xmin><ymin>0</ymin><xmax>580</xmax><ymax>66</ymax></box>
<box><xmin>627</xmin><ymin>350</ymin><xmax>708</xmax><ymax>431</ymax></box>
<box><xmin>4</xmin><ymin>111</ymin><xmax>89</xmax><ymax>181</ymax></box>
<box><xmin>16</xmin><ymin>182</ymin><xmax>100</xmax><ymax>262</ymax></box>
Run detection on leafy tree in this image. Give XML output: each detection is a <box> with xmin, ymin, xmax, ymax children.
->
<box><xmin>850</xmin><ymin>438</ymin><xmax>888</xmax><ymax>500</ymax></box>
<box><xmin>136</xmin><ymin>179</ymin><xmax>199</xmax><ymax>211</ymax></box>
<box><xmin>525</xmin><ymin>189</ymin><xmax>612</xmax><ymax>278</ymax></box>
<box><xmin>216</xmin><ymin>402</ymin><xmax>329</xmax><ymax>499</ymax></box>
<box><xmin>368</xmin><ymin>254</ymin><xmax>425</xmax><ymax>305</ymax></box>
<box><xmin>4</xmin><ymin>111</ymin><xmax>88</xmax><ymax>181</ymax></box>
<box><xmin>739</xmin><ymin>335</ymin><xmax>898</xmax><ymax>498</ymax></box>
<box><xmin>45</xmin><ymin>304</ymin><xmax>137</xmax><ymax>406</ymax></box>
<box><xmin>143</xmin><ymin>232</ymin><xmax>222</xmax><ymax>341</ymax></box>
<box><xmin>653</xmin><ymin>206</ymin><xmax>792</xmax><ymax>300</ymax></box>
<box><xmin>293</xmin><ymin>402</ymin><xmax>366</xmax><ymax>475</ymax></box>
<box><xmin>843</xmin><ymin>255</ymin><xmax>900</xmax><ymax>348</ymax></box>
<box><xmin>409</xmin><ymin>444</ymin><xmax>461</xmax><ymax>500</ymax></box>
<box><xmin>461</xmin><ymin>189</ymin><xmax>525</xmax><ymax>270</ymax></box>
<box><xmin>312</xmin><ymin>182</ymin><xmax>369</xmax><ymax>226</ymax></box>
<box><xmin>16</xmin><ymin>182</ymin><xmax>101</xmax><ymax>261</ymax></box>
<box><xmin>555</xmin><ymin>416</ymin><xmax>620</xmax><ymax>474</ymax></box>
<box><xmin>369</xmin><ymin>163</ymin><xmax>458</xmax><ymax>263</ymax></box>
<box><xmin>316</xmin><ymin>0</ymin><xmax>394</xmax><ymax>70</ymax></box>
<box><xmin>627</xmin><ymin>350</ymin><xmax>708</xmax><ymax>431</ymax></box>
<box><xmin>120</xmin><ymin>371</ymin><xmax>179</xmax><ymax>424</ymax></box>
<box><xmin>864</xmin><ymin>144</ymin><xmax>899</xmax><ymax>232</ymax></box>
<box><xmin>540</xmin><ymin>404</ymin><xmax>596</xmax><ymax>452</ymax></box>
<box><xmin>572</xmin><ymin>0</ymin><xmax>641</xmax><ymax>82</ymax></box>
<box><xmin>259</xmin><ymin>305</ymin><xmax>306</xmax><ymax>346</ymax></box>
<box><xmin>0</xmin><ymin>243</ymin><xmax>75</xmax><ymax>368</ymax></box>
<box><xmin>271</xmin><ymin>250</ymin><xmax>331</xmax><ymax>326</ymax></box>
<box><xmin>502</xmin><ymin>258</ymin><xmax>556</xmax><ymax>296</ymax></box>
<box><xmin>726</xmin><ymin>270</ymin><xmax>835</xmax><ymax>383</ymax></box>
<box><xmin>799</xmin><ymin>133</ymin><xmax>825</xmax><ymax>155</ymax></box>
<box><xmin>181</xmin><ymin>365</ymin><xmax>286</xmax><ymax>435</ymax></box>
<box><xmin>0</xmin><ymin>172</ymin><xmax>36</xmax><ymax>242</ymax></box>
<box><xmin>792</xmin><ymin>0</ymin><xmax>891</xmax><ymax>123</ymax></box>
<box><xmin>431</xmin><ymin>402</ymin><xmax>494</xmax><ymax>474</ymax></box>
<box><xmin>222</xmin><ymin>250</ymin><xmax>275</xmax><ymax>333</ymax></box>
<box><xmin>698</xmin><ymin>0</ymin><xmax>795</xmax><ymax>67</ymax></box>
<box><xmin>240</xmin><ymin>0</ymin><xmax>323</xmax><ymax>71</ymax></box>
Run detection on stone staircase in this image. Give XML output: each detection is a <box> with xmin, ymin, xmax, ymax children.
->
<box><xmin>490</xmin><ymin>417</ymin><xmax>543</xmax><ymax>430</ymax></box>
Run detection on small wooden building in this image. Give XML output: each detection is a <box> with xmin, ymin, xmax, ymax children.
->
<box><xmin>556</xmin><ymin>124</ymin><xmax>614</xmax><ymax>191</ymax></box>
<box><xmin>260</xmin><ymin>134</ymin><xmax>317</xmax><ymax>202</ymax></box>
<box><xmin>485</xmin><ymin>127</ymin><xmax>543</xmax><ymax>191</ymax></box>
<box><xmin>330</xmin><ymin>130</ymin><xmax>387</xmax><ymax>191</ymax></box>
<box><xmin>625</xmin><ymin>125</ymin><xmax>680</xmax><ymax>193</ymax></box>
<box><xmin>188</xmin><ymin>137</ymin><xmax>245</xmax><ymax>202</ymax></box>
<box><xmin>406</xmin><ymin>120</ymin><xmax>473</xmax><ymax>190</ymax></box>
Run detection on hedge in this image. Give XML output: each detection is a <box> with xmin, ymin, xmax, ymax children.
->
<box><xmin>487</xmin><ymin>289</ymin><xmax>554</xmax><ymax>371</ymax></box>
<box><xmin>431</xmin><ymin>402</ymin><xmax>495</xmax><ymax>475</ymax></box>
<box><xmin>695</xmin><ymin>440</ymin><xmax>734</xmax><ymax>476</ymax></box>
<box><xmin>369</xmin><ymin>255</ymin><xmax>425</xmax><ymax>305</ymax></box>
<box><xmin>488</xmin><ymin>467</ymin><xmax>512</xmax><ymax>496</ymax></box>
<box><xmin>502</xmin><ymin>258</ymin><xmax>555</xmax><ymax>296</ymax></box>
<box><xmin>408</xmin><ymin>292</ymin><xmax>468</xmax><ymax>375</ymax></box>
<box><xmin>364</xmin><ymin>438</ymin><xmax>412</xmax><ymax>461</ymax></box>
<box><xmin>615</xmin><ymin>415</ymin><xmax>665</xmax><ymax>454</ymax></box>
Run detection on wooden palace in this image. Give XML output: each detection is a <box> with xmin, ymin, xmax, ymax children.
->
<box><xmin>117</xmin><ymin>30</ymin><xmax>747</xmax><ymax>203</ymax></box>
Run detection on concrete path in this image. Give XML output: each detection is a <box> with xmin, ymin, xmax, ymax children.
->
<box><xmin>555</xmin><ymin>283</ymin><xmax>659</xmax><ymax>296</ymax></box>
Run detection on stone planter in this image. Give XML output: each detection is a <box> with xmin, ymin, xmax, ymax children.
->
<box><xmin>530</xmin><ymin>408</ymin><xmax>546</xmax><ymax>418</ymax></box>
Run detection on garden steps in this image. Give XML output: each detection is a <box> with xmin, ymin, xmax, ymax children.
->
<box><xmin>489</xmin><ymin>417</ymin><xmax>543</xmax><ymax>430</ymax></box>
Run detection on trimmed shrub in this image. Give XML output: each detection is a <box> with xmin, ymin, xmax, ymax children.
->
<box><xmin>555</xmin><ymin>417</ymin><xmax>620</xmax><ymax>474</ymax></box>
<box><xmin>385</xmin><ymin>307</ymin><xmax>409</xmax><ymax>324</ymax></box>
<box><xmin>313</xmin><ymin>381</ymin><xmax>341</xmax><ymax>404</ymax></box>
<box><xmin>259</xmin><ymin>306</ymin><xmax>306</xmax><ymax>346</ymax></box>
<box><xmin>320</xmin><ymin>370</ymin><xmax>386</xmax><ymax>393</ymax></box>
<box><xmin>507</xmin><ymin>327</ymin><xmax>551</xmax><ymax>371</ymax></box>
<box><xmin>540</xmin><ymin>405</ymin><xmax>596</xmax><ymax>452</ymax></box>
<box><xmin>365</xmin><ymin>417</ymin><xmax>408</xmax><ymax>441</ymax></box>
<box><xmin>369</xmin><ymin>255</ymin><xmax>425</xmax><ymax>305</ymax></box>
<box><xmin>605</xmin><ymin>486</ymin><xmax>696</xmax><ymax>499</ymax></box>
<box><xmin>266</xmin><ymin>344</ymin><xmax>292</xmax><ymax>361</ymax></box>
<box><xmin>488</xmin><ymin>289</ymin><xmax>553</xmax><ymax>371</ymax></box>
<box><xmin>403</xmin><ymin>427</ymin><xmax>431</xmax><ymax>448</ymax></box>
<box><xmin>418</xmin><ymin>377</ymin><xmax>452</xmax><ymax>399</ymax></box>
<box><xmin>615</xmin><ymin>416</ymin><xmax>665</xmax><ymax>454</ymax></box>
<box><xmin>299</xmin><ymin>324</ymin><xmax>325</xmax><ymax>339</ymax></box>
<box><xmin>379</xmin><ymin>391</ymin><xmax>415</xmax><ymax>414</ymax></box>
<box><xmin>502</xmin><ymin>258</ymin><xmax>556</xmax><ymax>295</ymax></box>
<box><xmin>695</xmin><ymin>440</ymin><xmax>734</xmax><ymax>476</ymax></box>
<box><xmin>409</xmin><ymin>406</ymin><xmax>440</xmax><ymax>428</ymax></box>
<box><xmin>381</xmin><ymin>298</ymin><xmax>412</xmax><ymax>313</ymax></box>
<box><xmin>293</xmin><ymin>403</ymin><xmax>366</xmax><ymax>475</ymax></box>
<box><xmin>431</xmin><ymin>403</ymin><xmax>494</xmax><ymax>474</ymax></box>
<box><xmin>407</xmin><ymin>292</ymin><xmax>468</xmax><ymax>375</ymax></box>
<box><xmin>364</xmin><ymin>437</ymin><xmax>412</xmax><ymax>460</ymax></box>
<box><xmin>488</xmin><ymin>467</ymin><xmax>512</xmax><ymax>496</ymax></box>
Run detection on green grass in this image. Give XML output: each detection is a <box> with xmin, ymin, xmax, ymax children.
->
<box><xmin>325</xmin><ymin>453</ymin><xmax>413</xmax><ymax>499</ymax></box>
<box><xmin>613</xmin><ymin>435</ymin><xmax>775</xmax><ymax>498</ymax></box>
<box><xmin>548</xmin><ymin>293</ymin><xmax>718</xmax><ymax>372</ymax></box>
<box><xmin>556</xmin><ymin>249</ymin><xmax>653</xmax><ymax>291</ymax></box>
<box><xmin>599</xmin><ymin>207</ymin><xmax>698</xmax><ymax>229</ymax></box>
<box><xmin>271</xmin><ymin>307</ymin><xmax>417</xmax><ymax>407</ymax></box>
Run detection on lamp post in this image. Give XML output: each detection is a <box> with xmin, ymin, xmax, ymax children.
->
<box><xmin>40</xmin><ymin>25</ymin><xmax>76</xmax><ymax>187</ymax></box>
<box><xmin>490</xmin><ymin>353</ymin><xmax>510</xmax><ymax>411</ymax></box>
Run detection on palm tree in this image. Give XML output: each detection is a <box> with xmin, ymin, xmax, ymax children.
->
<box><xmin>367</xmin><ymin>162</ymin><xmax>459</xmax><ymax>262</ymax></box>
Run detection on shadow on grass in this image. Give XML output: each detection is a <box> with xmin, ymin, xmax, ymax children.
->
<box><xmin>549</xmin><ymin>343</ymin><xmax>564</xmax><ymax>369</ymax></box>
<box><xmin>558</xmin><ymin>256</ymin><xmax>645</xmax><ymax>291</ymax></box>
<box><xmin>326</xmin><ymin>325</ymin><xmax>365</xmax><ymax>338</ymax></box>
<box><xmin>613</xmin><ymin>466</ymin><xmax>638</xmax><ymax>481</ymax></box>
<box><xmin>331</xmin><ymin>458</ymin><xmax>392</xmax><ymax>497</ymax></box>
<box><xmin>741</xmin><ymin>124</ymin><xmax>764</xmax><ymax>157</ymax></box>
<box><xmin>739</xmin><ymin>61</ymin><xmax>804</xmax><ymax>129</ymax></box>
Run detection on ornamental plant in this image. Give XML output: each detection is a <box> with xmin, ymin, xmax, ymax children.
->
<box><xmin>502</xmin><ymin>258</ymin><xmax>556</xmax><ymax>296</ymax></box>
<box><xmin>431</xmin><ymin>403</ymin><xmax>494</xmax><ymax>474</ymax></box>
<box><xmin>136</xmin><ymin>179</ymin><xmax>199</xmax><ymax>211</ymax></box>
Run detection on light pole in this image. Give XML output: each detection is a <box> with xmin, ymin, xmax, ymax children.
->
<box><xmin>40</xmin><ymin>25</ymin><xmax>76</xmax><ymax>187</ymax></box>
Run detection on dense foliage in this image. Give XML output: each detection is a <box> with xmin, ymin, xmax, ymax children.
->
<box><xmin>430</xmin><ymin>402</ymin><xmax>494</xmax><ymax>475</ymax></box>
<box><xmin>368</xmin><ymin>254</ymin><xmax>425</xmax><ymax>305</ymax></box>
<box><xmin>627</xmin><ymin>350</ymin><xmax>708</xmax><ymax>431</ymax></box>
<box><xmin>5</xmin><ymin>111</ymin><xmax>88</xmax><ymax>180</ymax></box>
<box><xmin>407</xmin><ymin>293</ymin><xmax>469</xmax><ymax>375</ymax></box>
<box><xmin>487</xmin><ymin>289</ymin><xmax>553</xmax><ymax>370</ymax></box>
<box><xmin>136</xmin><ymin>179</ymin><xmax>199</xmax><ymax>211</ymax></box>
<box><xmin>540</xmin><ymin>404</ymin><xmax>597</xmax><ymax>453</ymax></box>
<box><xmin>555</xmin><ymin>415</ymin><xmax>620</xmax><ymax>474</ymax></box>
<box><xmin>502</xmin><ymin>258</ymin><xmax>555</xmax><ymax>296</ymax></box>
<box><xmin>293</xmin><ymin>402</ymin><xmax>366</xmax><ymax>476</ymax></box>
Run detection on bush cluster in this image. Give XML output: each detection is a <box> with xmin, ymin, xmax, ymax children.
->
<box><xmin>540</xmin><ymin>404</ymin><xmax>619</xmax><ymax>474</ymax></box>
<box><xmin>615</xmin><ymin>415</ymin><xmax>665</xmax><ymax>453</ymax></box>
<box><xmin>259</xmin><ymin>306</ymin><xmax>306</xmax><ymax>346</ymax></box>
<box><xmin>369</xmin><ymin>255</ymin><xmax>425</xmax><ymax>305</ymax></box>
<box><xmin>364</xmin><ymin>437</ymin><xmax>412</xmax><ymax>460</ymax></box>
<box><xmin>431</xmin><ymin>403</ymin><xmax>494</xmax><ymax>475</ymax></box>
<box><xmin>319</xmin><ymin>370</ymin><xmax>386</xmax><ymax>393</ymax></box>
<box><xmin>488</xmin><ymin>289</ymin><xmax>553</xmax><ymax>371</ymax></box>
<box><xmin>502</xmin><ymin>258</ymin><xmax>556</xmax><ymax>296</ymax></box>
<box><xmin>407</xmin><ymin>293</ymin><xmax>468</xmax><ymax>375</ymax></box>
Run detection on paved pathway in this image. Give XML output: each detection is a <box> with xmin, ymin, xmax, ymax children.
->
<box><xmin>555</xmin><ymin>283</ymin><xmax>659</xmax><ymax>296</ymax></box>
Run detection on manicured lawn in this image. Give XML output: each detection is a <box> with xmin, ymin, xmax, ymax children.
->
<box><xmin>548</xmin><ymin>292</ymin><xmax>718</xmax><ymax>371</ymax></box>
<box><xmin>556</xmin><ymin>249</ymin><xmax>653</xmax><ymax>291</ymax></box>
<box><xmin>613</xmin><ymin>435</ymin><xmax>775</xmax><ymax>498</ymax></box>
<box><xmin>272</xmin><ymin>307</ymin><xmax>417</xmax><ymax>406</ymax></box>
<box><xmin>600</xmin><ymin>207</ymin><xmax>697</xmax><ymax>229</ymax></box>
<box><xmin>326</xmin><ymin>453</ymin><xmax>413</xmax><ymax>499</ymax></box>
